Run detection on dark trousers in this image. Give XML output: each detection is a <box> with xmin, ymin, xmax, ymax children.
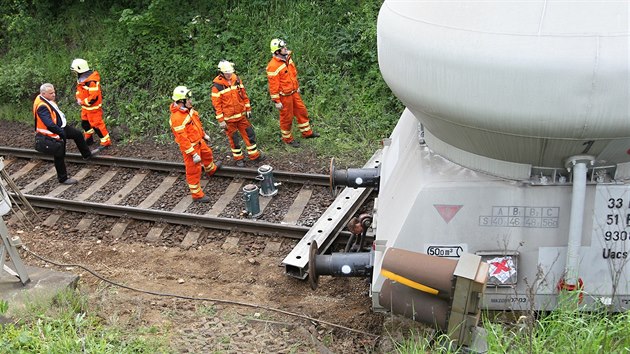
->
<box><xmin>53</xmin><ymin>125</ymin><xmax>91</xmax><ymax>182</ymax></box>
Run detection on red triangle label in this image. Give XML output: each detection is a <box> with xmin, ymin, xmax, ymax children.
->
<box><xmin>434</xmin><ymin>205</ymin><xmax>463</xmax><ymax>223</ymax></box>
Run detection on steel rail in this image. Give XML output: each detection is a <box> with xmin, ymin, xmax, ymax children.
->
<box><xmin>24</xmin><ymin>194</ymin><xmax>298</xmax><ymax>239</ymax></box>
<box><xmin>0</xmin><ymin>147</ymin><xmax>329</xmax><ymax>186</ymax></box>
<box><xmin>20</xmin><ymin>194</ymin><xmax>354</xmax><ymax>241</ymax></box>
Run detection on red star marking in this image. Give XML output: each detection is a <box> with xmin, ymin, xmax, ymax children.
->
<box><xmin>491</xmin><ymin>259</ymin><xmax>510</xmax><ymax>275</ymax></box>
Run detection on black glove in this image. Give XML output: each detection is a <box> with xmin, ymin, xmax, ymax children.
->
<box><xmin>88</xmin><ymin>97</ymin><xmax>98</xmax><ymax>105</ymax></box>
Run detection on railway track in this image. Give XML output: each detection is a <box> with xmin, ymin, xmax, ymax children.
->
<box><xmin>0</xmin><ymin>147</ymin><xmax>368</xmax><ymax>251</ymax></box>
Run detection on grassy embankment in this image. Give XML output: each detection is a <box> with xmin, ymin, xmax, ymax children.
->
<box><xmin>393</xmin><ymin>294</ymin><xmax>630</xmax><ymax>353</ymax></box>
<box><xmin>0</xmin><ymin>0</ymin><xmax>401</xmax><ymax>165</ymax></box>
<box><xmin>0</xmin><ymin>290</ymin><xmax>167</xmax><ymax>352</ymax></box>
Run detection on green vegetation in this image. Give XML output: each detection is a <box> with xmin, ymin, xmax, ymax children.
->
<box><xmin>0</xmin><ymin>290</ymin><xmax>168</xmax><ymax>353</ymax></box>
<box><xmin>393</xmin><ymin>304</ymin><xmax>630</xmax><ymax>353</ymax></box>
<box><xmin>0</xmin><ymin>0</ymin><xmax>402</xmax><ymax>164</ymax></box>
<box><xmin>484</xmin><ymin>306</ymin><xmax>630</xmax><ymax>354</ymax></box>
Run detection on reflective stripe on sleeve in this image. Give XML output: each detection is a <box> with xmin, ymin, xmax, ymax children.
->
<box><xmin>267</xmin><ymin>63</ymin><xmax>287</xmax><ymax>77</ymax></box>
<box><xmin>82</xmin><ymin>104</ymin><xmax>102</xmax><ymax>111</ymax></box>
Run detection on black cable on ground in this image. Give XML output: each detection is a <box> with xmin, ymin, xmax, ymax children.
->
<box><xmin>21</xmin><ymin>246</ymin><xmax>380</xmax><ymax>339</ymax></box>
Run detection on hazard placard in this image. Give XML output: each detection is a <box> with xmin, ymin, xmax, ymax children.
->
<box><xmin>484</xmin><ymin>256</ymin><xmax>518</xmax><ymax>286</ymax></box>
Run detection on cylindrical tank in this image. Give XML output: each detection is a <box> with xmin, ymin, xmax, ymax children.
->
<box><xmin>378</xmin><ymin>1</ymin><xmax>630</xmax><ymax>169</ymax></box>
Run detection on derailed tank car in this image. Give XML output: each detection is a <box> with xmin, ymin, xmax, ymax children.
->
<box><xmin>370</xmin><ymin>1</ymin><xmax>630</xmax><ymax>312</ymax></box>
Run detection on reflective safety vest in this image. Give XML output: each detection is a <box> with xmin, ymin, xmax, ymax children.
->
<box><xmin>211</xmin><ymin>74</ymin><xmax>251</xmax><ymax>123</ymax></box>
<box><xmin>266</xmin><ymin>52</ymin><xmax>300</xmax><ymax>103</ymax></box>
<box><xmin>75</xmin><ymin>70</ymin><xmax>103</xmax><ymax>111</ymax></box>
<box><xmin>33</xmin><ymin>96</ymin><xmax>61</xmax><ymax>140</ymax></box>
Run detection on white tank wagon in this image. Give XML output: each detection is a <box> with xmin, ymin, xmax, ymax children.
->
<box><xmin>378</xmin><ymin>1</ymin><xmax>630</xmax><ymax>175</ymax></box>
<box><xmin>310</xmin><ymin>1</ymin><xmax>630</xmax><ymax>332</ymax></box>
<box><xmin>369</xmin><ymin>0</ymin><xmax>630</xmax><ymax>314</ymax></box>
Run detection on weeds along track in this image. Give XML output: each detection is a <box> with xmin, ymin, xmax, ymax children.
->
<box><xmin>0</xmin><ymin>147</ymin><xmax>366</xmax><ymax>250</ymax></box>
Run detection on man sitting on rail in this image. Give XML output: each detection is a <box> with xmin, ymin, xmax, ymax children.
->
<box><xmin>34</xmin><ymin>83</ymin><xmax>100</xmax><ymax>185</ymax></box>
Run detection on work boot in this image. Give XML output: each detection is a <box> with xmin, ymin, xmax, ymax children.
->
<box><xmin>207</xmin><ymin>161</ymin><xmax>222</xmax><ymax>176</ymax></box>
<box><xmin>193</xmin><ymin>195</ymin><xmax>211</xmax><ymax>203</ymax></box>
<box><xmin>236</xmin><ymin>160</ymin><xmax>245</xmax><ymax>167</ymax></box>
<box><xmin>85</xmin><ymin>136</ymin><xmax>94</xmax><ymax>145</ymax></box>
<box><xmin>91</xmin><ymin>146</ymin><xmax>103</xmax><ymax>156</ymax></box>
<box><xmin>61</xmin><ymin>178</ymin><xmax>78</xmax><ymax>185</ymax></box>
<box><xmin>305</xmin><ymin>132</ymin><xmax>320</xmax><ymax>139</ymax></box>
<box><xmin>84</xmin><ymin>146</ymin><xmax>104</xmax><ymax>160</ymax></box>
<box><xmin>287</xmin><ymin>140</ymin><xmax>300</xmax><ymax>148</ymax></box>
<box><xmin>254</xmin><ymin>153</ymin><xmax>266</xmax><ymax>162</ymax></box>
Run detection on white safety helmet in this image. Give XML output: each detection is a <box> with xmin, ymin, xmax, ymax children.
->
<box><xmin>217</xmin><ymin>60</ymin><xmax>235</xmax><ymax>74</ymax></box>
<box><xmin>70</xmin><ymin>58</ymin><xmax>90</xmax><ymax>73</ymax></box>
<box><xmin>172</xmin><ymin>86</ymin><xmax>192</xmax><ymax>101</ymax></box>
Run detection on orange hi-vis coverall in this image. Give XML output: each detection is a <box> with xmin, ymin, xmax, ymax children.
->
<box><xmin>266</xmin><ymin>52</ymin><xmax>315</xmax><ymax>143</ymax></box>
<box><xmin>169</xmin><ymin>103</ymin><xmax>219</xmax><ymax>200</ymax></box>
<box><xmin>75</xmin><ymin>70</ymin><xmax>111</xmax><ymax>147</ymax></box>
<box><xmin>211</xmin><ymin>73</ymin><xmax>261</xmax><ymax>161</ymax></box>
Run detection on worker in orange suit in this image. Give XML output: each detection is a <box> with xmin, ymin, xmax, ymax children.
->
<box><xmin>169</xmin><ymin>86</ymin><xmax>221</xmax><ymax>203</ymax></box>
<box><xmin>211</xmin><ymin>60</ymin><xmax>263</xmax><ymax>167</ymax></box>
<box><xmin>266</xmin><ymin>38</ymin><xmax>320</xmax><ymax>148</ymax></box>
<box><xmin>71</xmin><ymin>58</ymin><xmax>111</xmax><ymax>148</ymax></box>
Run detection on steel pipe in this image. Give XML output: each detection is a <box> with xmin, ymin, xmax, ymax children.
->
<box><xmin>329</xmin><ymin>158</ymin><xmax>380</xmax><ymax>194</ymax></box>
<box><xmin>308</xmin><ymin>241</ymin><xmax>373</xmax><ymax>289</ymax></box>
<box><xmin>564</xmin><ymin>156</ymin><xmax>592</xmax><ymax>286</ymax></box>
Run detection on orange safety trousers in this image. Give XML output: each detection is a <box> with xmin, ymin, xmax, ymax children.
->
<box><xmin>81</xmin><ymin>109</ymin><xmax>111</xmax><ymax>146</ymax></box>
<box><xmin>224</xmin><ymin>118</ymin><xmax>260</xmax><ymax>161</ymax></box>
<box><xmin>181</xmin><ymin>140</ymin><xmax>218</xmax><ymax>199</ymax></box>
<box><xmin>278</xmin><ymin>92</ymin><xmax>314</xmax><ymax>143</ymax></box>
